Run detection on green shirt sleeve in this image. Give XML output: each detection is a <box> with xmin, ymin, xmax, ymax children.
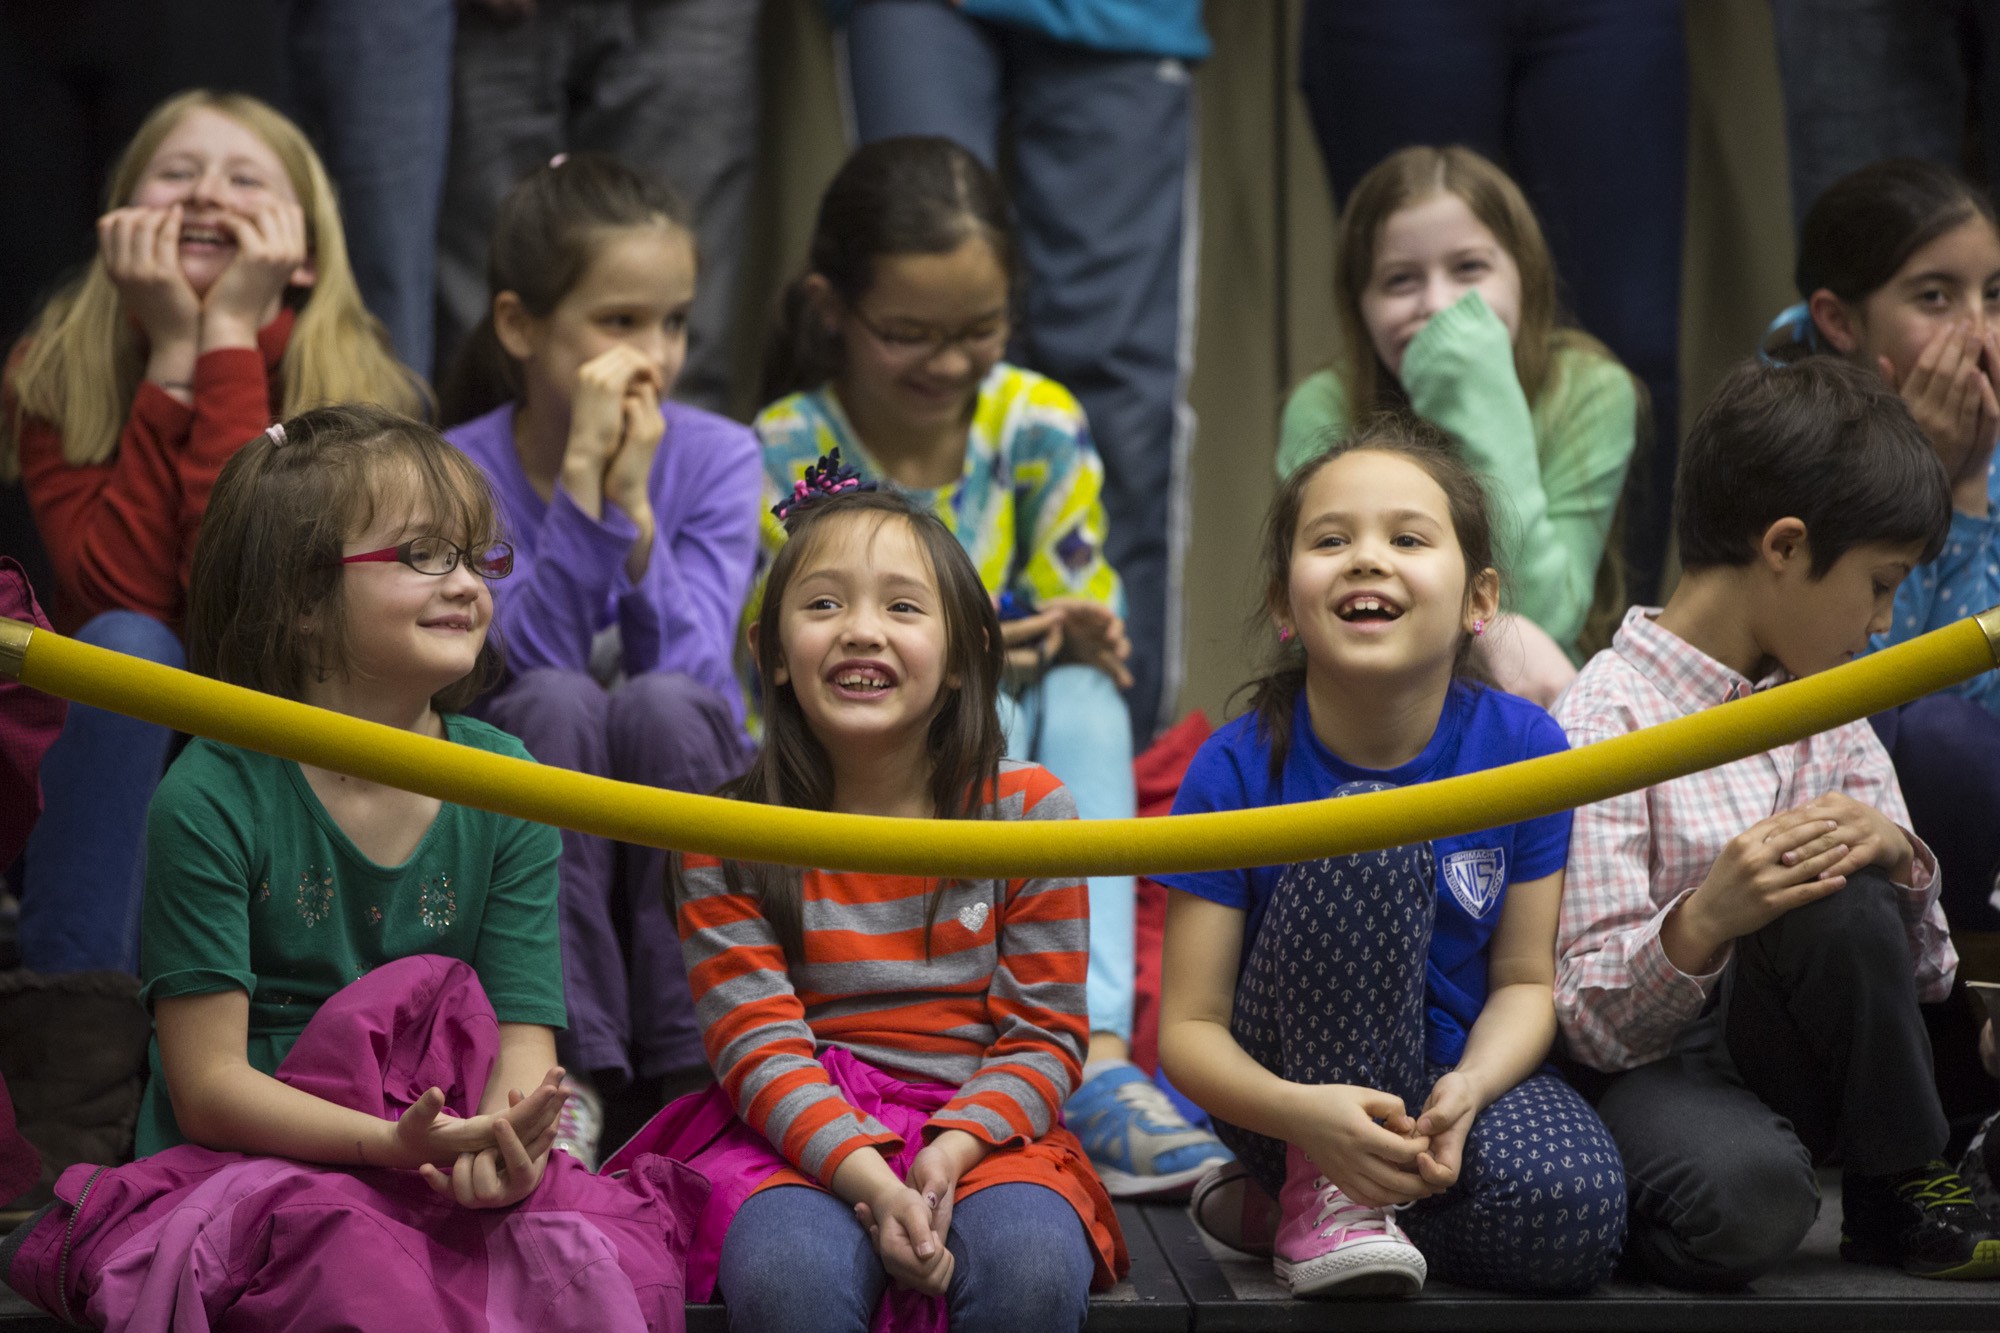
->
<box><xmin>140</xmin><ymin>742</ymin><xmax>258</xmax><ymax>1007</ymax></box>
<box><xmin>1398</xmin><ymin>292</ymin><xmax>1636</xmax><ymax>652</ymax></box>
<box><xmin>452</xmin><ymin>718</ymin><xmax>567</xmax><ymax>1030</ymax></box>
<box><xmin>1276</xmin><ymin>370</ymin><xmax>1352</xmax><ymax>479</ymax></box>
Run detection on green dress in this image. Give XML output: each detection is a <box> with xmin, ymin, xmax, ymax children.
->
<box><xmin>135</xmin><ymin>713</ymin><xmax>565</xmax><ymax>1155</ymax></box>
<box><xmin>1277</xmin><ymin>291</ymin><xmax>1638</xmax><ymax>655</ymax></box>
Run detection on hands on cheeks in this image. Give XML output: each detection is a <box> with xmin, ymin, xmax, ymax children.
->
<box><xmin>1884</xmin><ymin>320</ymin><xmax>2000</xmax><ymax>509</ymax></box>
<box><xmin>392</xmin><ymin>1066</ymin><xmax>566</xmax><ymax>1209</ymax></box>
<box><xmin>98</xmin><ymin>199</ymin><xmax>310</xmax><ymax>349</ymax></box>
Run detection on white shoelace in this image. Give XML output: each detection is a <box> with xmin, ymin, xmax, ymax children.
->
<box><xmin>1310</xmin><ymin>1177</ymin><xmax>1398</xmax><ymax>1239</ymax></box>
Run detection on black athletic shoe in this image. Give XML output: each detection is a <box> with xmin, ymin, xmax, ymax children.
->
<box><xmin>1840</xmin><ymin>1161</ymin><xmax>2000</xmax><ymax>1279</ymax></box>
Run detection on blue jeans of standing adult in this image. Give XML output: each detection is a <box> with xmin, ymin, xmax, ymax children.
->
<box><xmin>998</xmin><ymin>664</ymin><xmax>1136</xmax><ymax>1044</ymax></box>
<box><xmin>1297</xmin><ymin>0</ymin><xmax>1686</xmax><ymax>602</ymax></box>
<box><xmin>281</xmin><ymin>0</ymin><xmax>454</xmax><ymax>375</ymax></box>
<box><xmin>20</xmin><ymin>610</ymin><xmax>183</xmax><ymax>973</ymax></box>
<box><xmin>845</xmin><ymin>0</ymin><xmax>1198</xmax><ymax>745</ymax></box>
<box><xmin>717</xmin><ymin>1182</ymin><xmax>1094</xmax><ymax>1332</ymax></box>
<box><xmin>1769</xmin><ymin>0</ymin><xmax>2000</xmax><ymax>229</ymax></box>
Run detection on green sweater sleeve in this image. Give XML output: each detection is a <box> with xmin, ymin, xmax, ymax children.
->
<box><xmin>1398</xmin><ymin>292</ymin><xmax>1635</xmax><ymax>652</ymax></box>
<box><xmin>1276</xmin><ymin>370</ymin><xmax>1352</xmax><ymax>479</ymax></box>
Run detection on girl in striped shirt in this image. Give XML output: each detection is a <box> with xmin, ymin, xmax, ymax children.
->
<box><xmin>616</xmin><ymin>483</ymin><xmax>1124</xmax><ymax>1331</ymax></box>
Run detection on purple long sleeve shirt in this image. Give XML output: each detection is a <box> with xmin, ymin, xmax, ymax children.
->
<box><xmin>446</xmin><ymin>402</ymin><xmax>763</xmax><ymax>725</ymax></box>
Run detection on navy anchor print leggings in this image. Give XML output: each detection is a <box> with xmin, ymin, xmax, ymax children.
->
<box><xmin>1218</xmin><ymin>829</ymin><xmax>1627</xmax><ymax>1293</ymax></box>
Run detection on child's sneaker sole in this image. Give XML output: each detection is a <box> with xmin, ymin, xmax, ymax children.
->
<box><xmin>1096</xmin><ymin>1158</ymin><xmax>1222</xmax><ymax>1199</ymax></box>
<box><xmin>1276</xmin><ymin>1243</ymin><xmax>1427</xmax><ymax>1298</ymax></box>
<box><xmin>1909</xmin><ymin>1238</ymin><xmax>2000</xmax><ymax>1280</ymax></box>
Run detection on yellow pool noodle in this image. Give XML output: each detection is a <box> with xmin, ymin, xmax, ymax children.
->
<box><xmin>2</xmin><ymin>610</ymin><xmax>1996</xmax><ymax>878</ymax></box>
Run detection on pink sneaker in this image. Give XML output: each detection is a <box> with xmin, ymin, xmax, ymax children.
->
<box><xmin>1272</xmin><ymin>1144</ymin><xmax>1426</xmax><ymax>1297</ymax></box>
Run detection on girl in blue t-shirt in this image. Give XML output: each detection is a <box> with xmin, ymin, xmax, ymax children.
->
<box><xmin>1156</xmin><ymin>421</ymin><xmax>1625</xmax><ymax>1299</ymax></box>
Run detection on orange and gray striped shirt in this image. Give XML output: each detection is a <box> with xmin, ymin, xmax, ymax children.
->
<box><xmin>676</xmin><ymin>760</ymin><xmax>1090</xmax><ymax>1184</ymax></box>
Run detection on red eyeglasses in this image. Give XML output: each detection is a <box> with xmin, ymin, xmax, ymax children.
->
<box><xmin>339</xmin><ymin>536</ymin><xmax>515</xmax><ymax>579</ymax></box>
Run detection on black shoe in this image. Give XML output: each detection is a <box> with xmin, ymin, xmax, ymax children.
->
<box><xmin>1840</xmin><ymin>1161</ymin><xmax>2000</xmax><ymax>1279</ymax></box>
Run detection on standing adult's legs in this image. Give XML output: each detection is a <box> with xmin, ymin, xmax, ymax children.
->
<box><xmin>1768</xmin><ymin>0</ymin><xmax>1967</xmax><ymax>229</ymax></box>
<box><xmin>577</xmin><ymin>0</ymin><xmax>764</xmax><ymax>413</ymax></box>
<box><xmin>1508</xmin><ymin>0</ymin><xmax>1686</xmax><ymax>601</ymax></box>
<box><xmin>843</xmin><ymin>0</ymin><xmax>1007</xmax><ymax>166</ymax></box>
<box><xmin>1007</xmin><ymin>37</ymin><xmax>1197</xmax><ymax>744</ymax></box>
<box><xmin>284</xmin><ymin>0</ymin><xmax>454</xmax><ymax>375</ymax></box>
<box><xmin>606</xmin><ymin>671</ymin><xmax>752</xmax><ymax>1082</ymax></box>
<box><xmin>434</xmin><ymin>3</ymin><xmax>568</xmax><ymax>378</ymax></box>
<box><xmin>21</xmin><ymin>611</ymin><xmax>184</xmax><ymax>974</ymax></box>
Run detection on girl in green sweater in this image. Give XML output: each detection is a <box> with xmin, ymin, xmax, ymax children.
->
<box><xmin>1280</xmin><ymin>146</ymin><xmax>1639</xmax><ymax>697</ymax></box>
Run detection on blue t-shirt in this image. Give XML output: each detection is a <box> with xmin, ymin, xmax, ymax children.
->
<box><xmin>825</xmin><ymin>0</ymin><xmax>1209</xmax><ymax>61</ymax></box>
<box><xmin>1158</xmin><ymin>682</ymin><xmax>1571</xmax><ymax>1066</ymax></box>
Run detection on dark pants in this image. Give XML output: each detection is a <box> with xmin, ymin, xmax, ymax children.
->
<box><xmin>1871</xmin><ymin>693</ymin><xmax>2000</xmax><ymax>931</ymax></box>
<box><xmin>474</xmin><ymin>668</ymin><xmax>750</xmax><ymax>1082</ymax></box>
<box><xmin>846</xmin><ymin>0</ymin><xmax>1197</xmax><ymax>745</ymax></box>
<box><xmin>1220</xmin><ymin>838</ymin><xmax>1626</xmax><ymax>1294</ymax></box>
<box><xmin>1770</xmin><ymin>0</ymin><xmax>2000</xmax><ymax>228</ymax></box>
<box><xmin>1587</xmin><ymin>868</ymin><xmax>1949</xmax><ymax>1289</ymax></box>
<box><xmin>280</xmin><ymin>0</ymin><xmax>454</xmax><ymax>375</ymax></box>
<box><xmin>436</xmin><ymin>0</ymin><xmax>762</xmax><ymax>409</ymax></box>
<box><xmin>1297</xmin><ymin>0</ymin><xmax>1687</xmax><ymax>602</ymax></box>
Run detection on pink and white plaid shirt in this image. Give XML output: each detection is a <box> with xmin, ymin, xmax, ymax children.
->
<box><xmin>1552</xmin><ymin>607</ymin><xmax>1955</xmax><ymax>1072</ymax></box>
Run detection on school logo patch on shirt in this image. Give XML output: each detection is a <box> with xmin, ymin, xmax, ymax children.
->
<box><xmin>1441</xmin><ymin>847</ymin><xmax>1506</xmax><ymax>919</ymax></box>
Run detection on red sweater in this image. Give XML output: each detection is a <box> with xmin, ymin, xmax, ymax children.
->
<box><xmin>9</xmin><ymin>311</ymin><xmax>291</xmax><ymax>633</ymax></box>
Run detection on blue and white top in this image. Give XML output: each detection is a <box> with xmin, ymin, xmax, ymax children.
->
<box><xmin>1158</xmin><ymin>682</ymin><xmax>1572</xmax><ymax>1066</ymax></box>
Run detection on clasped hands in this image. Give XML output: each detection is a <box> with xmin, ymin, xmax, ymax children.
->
<box><xmin>848</xmin><ymin>1129</ymin><xmax>990</xmax><ymax>1298</ymax></box>
<box><xmin>1290</xmin><ymin>1070</ymin><xmax>1483</xmax><ymax>1211</ymax></box>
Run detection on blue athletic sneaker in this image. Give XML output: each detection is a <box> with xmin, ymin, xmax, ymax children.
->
<box><xmin>1065</xmin><ymin>1061</ymin><xmax>1233</xmax><ymax>1198</ymax></box>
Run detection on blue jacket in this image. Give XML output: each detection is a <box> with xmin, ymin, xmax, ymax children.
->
<box><xmin>827</xmin><ymin>0</ymin><xmax>1209</xmax><ymax>61</ymax></box>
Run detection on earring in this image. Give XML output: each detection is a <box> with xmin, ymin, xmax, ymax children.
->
<box><xmin>1472</xmin><ymin>618</ymin><xmax>1486</xmax><ymax>637</ymax></box>
<box><xmin>1278</xmin><ymin>626</ymin><xmax>1294</xmax><ymax>643</ymax></box>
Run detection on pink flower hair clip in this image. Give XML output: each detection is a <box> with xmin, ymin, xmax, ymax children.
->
<box><xmin>771</xmin><ymin>449</ymin><xmax>872</xmax><ymax>523</ymax></box>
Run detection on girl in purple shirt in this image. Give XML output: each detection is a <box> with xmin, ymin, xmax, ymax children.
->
<box><xmin>439</xmin><ymin>155</ymin><xmax>762</xmax><ymax>1154</ymax></box>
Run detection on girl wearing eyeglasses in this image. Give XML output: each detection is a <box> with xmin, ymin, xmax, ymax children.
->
<box><xmin>437</xmin><ymin>154</ymin><xmax>765</xmax><ymax>1157</ymax></box>
<box><xmin>753</xmin><ymin>135</ymin><xmax>1230</xmax><ymax>1200</ymax></box>
<box><xmin>135</xmin><ymin>403</ymin><xmax>567</xmax><ymax>1186</ymax></box>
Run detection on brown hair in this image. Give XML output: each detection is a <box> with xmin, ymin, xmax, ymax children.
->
<box><xmin>1334</xmin><ymin>145</ymin><xmax>1586</xmax><ymax>412</ymax></box>
<box><xmin>1241</xmin><ymin>416</ymin><xmax>1500</xmax><ymax>778</ymax></box>
<box><xmin>760</xmin><ymin>136</ymin><xmax>1018</xmax><ymax>404</ymax></box>
<box><xmin>677</xmin><ymin>490</ymin><xmax>1006</xmax><ymax>965</ymax></box>
<box><xmin>1676</xmin><ymin>357</ymin><xmax>1950</xmax><ymax>575</ymax></box>
<box><xmin>187</xmin><ymin>404</ymin><xmax>503</xmax><ymax>711</ymax></box>
<box><xmin>1331</xmin><ymin>145</ymin><xmax>1639</xmax><ymax>649</ymax></box>
<box><xmin>438</xmin><ymin>152</ymin><xmax>695</xmax><ymax>426</ymax></box>
<box><xmin>2</xmin><ymin>90</ymin><xmax>428</xmax><ymax>480</ymax></box>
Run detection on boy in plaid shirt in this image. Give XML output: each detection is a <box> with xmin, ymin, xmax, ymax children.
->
<box><xmin>1555</xmin><ymin>358</ymin><xmax>1999</xmax><ymax>1286</ymax></box>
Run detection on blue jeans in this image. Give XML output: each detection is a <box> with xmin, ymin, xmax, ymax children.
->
<box><xmin>1298</xmin><ymin>0</ymin><xmax>1686</xmax><ymax>602</ymax></box>
<box><xmin>846</xmin><ymin>0</ymin><xmax>1198</xmax><ymax>745</ymax></box>
<box><xmin>20</xmin><ymin>610</ymin><xmax>183</xmax><ymax>973</ymax></box>
<box><xmin>998</xmin><ymin>664</ymin><xmax>1136</xmax><ymax>1043</ymax></box>
<box><xmin>1769</xmin><ymin>0</ymin><xmax>2000</xmax><ymax>228</ymax></box>
<box><xmin>717</xmin><ymin>1182</ymin><xmax>1093</xmax><ymax>1333</ymax></box>
<box><xmin>281</xmin><ymin>0</ymin><xmax>454</xmax><ymax>375</ymax></box>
